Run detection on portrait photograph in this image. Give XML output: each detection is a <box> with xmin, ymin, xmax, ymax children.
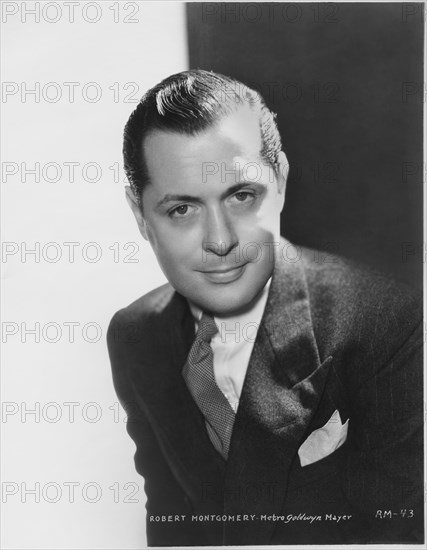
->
<box><xmin>2</xmin><ymin>2</ymin><xmax>425</xmax><ymax>549</ymax></box>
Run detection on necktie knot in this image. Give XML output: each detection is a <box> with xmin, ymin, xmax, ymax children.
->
<box><xmin>197</xmin><ymin>312</ymin><xmax>218</xmax><ymax>343</ymax></box>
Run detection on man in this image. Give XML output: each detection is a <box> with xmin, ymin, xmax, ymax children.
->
<box><xmin>107</xmin><ymin>70</ymin><xmax>423</xmax><ymax>546</ymax></box>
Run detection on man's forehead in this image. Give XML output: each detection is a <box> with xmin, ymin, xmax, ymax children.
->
<box><xmin>143</xmin><ymin>107</ymin><xmax>263</xmax><ymax>175</ymax></box>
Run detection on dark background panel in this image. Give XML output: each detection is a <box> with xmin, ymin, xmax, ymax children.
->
<box><xmin>187</xmin><ymin>2</ymin><xmax>424</xmax><ymax>288</ymax></box>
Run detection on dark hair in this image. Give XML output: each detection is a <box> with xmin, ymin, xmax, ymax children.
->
<box><xmin>123</xmin><ymin>69</ymin><xmax>282</xmax><ymax>207</ymax></box>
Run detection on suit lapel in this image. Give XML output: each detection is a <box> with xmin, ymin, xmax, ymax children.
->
<box><xmin>223</xmin><ymin>239</ymin><xmax>333</xmax><ymax>545</ymax></box>
<box><xmin>126</xmin><ymin>289</ymin><xmax>226</xmax><ymax>509</ymax></box>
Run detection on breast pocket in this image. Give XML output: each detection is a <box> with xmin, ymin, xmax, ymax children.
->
<box><xmin>298</xmin><ymin>410</ymin><xmax>349</xmax><ymax>467</ymax></box>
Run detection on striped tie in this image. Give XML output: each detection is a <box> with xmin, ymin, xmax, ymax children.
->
<box><xmin>182</xmin><ymin>312</ymin><xmax>236</xmax><ymax>459</ymax></box>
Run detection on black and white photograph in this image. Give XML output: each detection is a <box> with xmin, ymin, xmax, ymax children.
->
<box><xmin>2</xmin><ymin>2</ymin><xmax>425</xmax><ymax>549</ymax></box>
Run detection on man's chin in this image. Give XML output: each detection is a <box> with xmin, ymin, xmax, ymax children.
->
<box><xmin>185</xmin><ymin>285</ymin><xmax>264</xmax><ymax>317</ymax></box>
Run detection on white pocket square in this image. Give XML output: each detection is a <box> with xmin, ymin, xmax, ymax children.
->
<box><xmin>298</xmin><ymin>409</ymin><xmax>349</xmax><ymax>467</ymax></box>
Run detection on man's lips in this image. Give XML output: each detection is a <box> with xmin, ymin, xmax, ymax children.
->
<box><xmin>201</xmin><ymin>263</ymin><xmax>247</xmax><ymax>274</ymax></box>
<box><xmin>198</xmin><ymin>263</ymin><xmax>248</xmax><ymax>283</ymax></box>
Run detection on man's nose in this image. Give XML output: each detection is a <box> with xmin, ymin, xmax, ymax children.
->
<box><xmin>202</xmin><ymin>207</ymin><xmax>238</xmax><ymax>257</ymax></box>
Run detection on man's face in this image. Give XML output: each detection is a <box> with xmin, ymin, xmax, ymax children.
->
<box><xmin>129</xmin><ymin>107</ymin><xmax>287</xmax><ymax>316</ymax></box>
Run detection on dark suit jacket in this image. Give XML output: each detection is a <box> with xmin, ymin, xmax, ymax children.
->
<box><xmin>107</xmin><ymin>240</ymin><xmax>424</xmax><ymax>546</ymax></box>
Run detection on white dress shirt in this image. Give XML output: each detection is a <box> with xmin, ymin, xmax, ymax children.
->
<box><xmin>188</xmin><ymin>278</ymin><xmax>271</xmax><ymax>412</ymax></box>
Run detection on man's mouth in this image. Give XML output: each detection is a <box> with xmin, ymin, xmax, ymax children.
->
<box><xmin>200</xmin><ymin>263</ymin><xmax>248</xmax><ymax>284</ymax></box>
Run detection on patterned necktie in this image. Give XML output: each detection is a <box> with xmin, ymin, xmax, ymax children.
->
<box><xmin>182</xmin><ymin>312</ymin><xmax>236</xmax><ymax>459</ymax></box>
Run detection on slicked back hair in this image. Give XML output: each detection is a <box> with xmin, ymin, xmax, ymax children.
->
<box><xmin>123</xmin><ymin>69</ymin><xmax>282</xmax><ymax>208</ymax></box>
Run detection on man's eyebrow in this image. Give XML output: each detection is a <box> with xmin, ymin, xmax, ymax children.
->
<box><xmin>156</xmin><ymin>194</ymin><xmax>198</xmax><ymax>209</ymax></box>
<box><xmin>156</xmin><ymin>182</ymin><xmax>265</xmax><ymax>209</ymax></box>
<box><xmin>225</xmin><ymin>182</ymin><xmax>265</xmax><ymax>196</ymax></box>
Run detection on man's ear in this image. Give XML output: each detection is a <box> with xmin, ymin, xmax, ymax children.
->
<box><xmin>276</xmin><ymin>151</ymin><xmax>289</xmax><ymax>211</ymax></box>
<box><xmin>125</xmin><ymin>186</ymin><xmax>148</xmax><ymax>240</ymax></box>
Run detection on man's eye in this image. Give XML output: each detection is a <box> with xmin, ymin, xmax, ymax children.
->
<box><xmin>233</xmin><ymin>191</ymin><xmax>253</xmax><ymax>202</ymax></box>
<box><xmin>169</xmin><ymin>204</ymin><xmax>191</xmax><ymax>218</ymax></box>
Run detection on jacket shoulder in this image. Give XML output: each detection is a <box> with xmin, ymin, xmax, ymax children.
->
<box><xmin>106</xmin><ymin>282</ymin><xmax>174</xmax><ymax>348</ymax></box>
<box><xmin>299</xmin><ymin>247</ymin><xmax>422</xmax><ymax>365</ymax></box>
<box><xmin>111</xmin><ymin>282</ymin><xmax>173</xmax><ymax>320</ymax></box>
<box><xmin>301</xmin><ymin>246</ymin><xmax>421</xmax><ymax>315</ymax></box>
